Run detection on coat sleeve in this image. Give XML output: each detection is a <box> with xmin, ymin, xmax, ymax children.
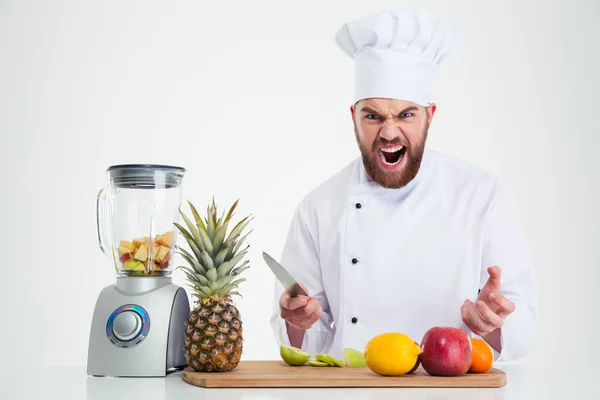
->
<box><xmin>269</xmin><ymin>204</ymin><xmax>335</xmax><ymax>355</ymax></box>
<box><xmin>479</xmin><ymin>183</ymin><xmax>540</xmax><ymax>362</ymax></box>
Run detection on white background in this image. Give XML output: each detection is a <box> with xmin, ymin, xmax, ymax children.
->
<box><xmin>1</xmin><ymin>0</ymin><xmax>598</xmax><ymax>372</ymax></box>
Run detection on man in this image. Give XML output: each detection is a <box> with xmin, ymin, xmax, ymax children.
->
<box><xmin>269</xmin><ymin>9</ymin><xmax>538</xmax><ymax>363</ymax></box>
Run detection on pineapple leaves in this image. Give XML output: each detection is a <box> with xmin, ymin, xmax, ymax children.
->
<box><xmin>199</xmin><ymin>285</ymin><xmax>213</xmax><ymax>295</ymax></box>
<box><xmin>179</xmin><ymin>210</ymin><xmax>204</xmax><ymax>249</ymax></box>
<box><xmin>187</xmin><ymin>200</ymin><xmax>207</xmax><ymax>233</ymax></box>
<box><xmin>194</xmin><ymin>273</ymin><xmax>209</xmax><ymax>286</ymax></box>
<box><xmin>225</xmin><ymin>216</ymin><xmax>253</xmax><ymax>247</ymax></box>
<box><xmin>233</xmin><ymin>231</ymin><xmax>252</xmax><ymax>256</ymax></box>
<box><xmin>225</xmin><ymin>198</ymin><xmax>239</xmax><ymax>224</ymax></box>
<box><xmin>212</xmin><ymin>223</ymin><xmax>228</xmax><ymax>257</ymax></box>
<box><xmin>212</xmin><ymin>198</ymin><xmax>239</xmax><ymax>254</ymax></box>
<box><xmin>174</xmin><ymin>224</ymin><xmax>204</xmax><ymax>262</ymax></box>
<box><xmin>224</xmin><ymin>225</ymin><xmax>253</xmax><ymax>262</ymax></box>
<box><xmin>216</xmin><ymin>274</ymin><xmax>236</xmax><ymax>288</ymax></box>
<box><xmin>186</xmin><ymin>284</ymin><xmax>212</xmax><ymax>298</ymax></box>
<box><xmin>198</xmin><ymin>226</ymin><xmax>214</xmax><ymax>256</ymax></box>
<box><xmin>230</xmin><ymin>278</ymin><xmax>245</xmax><ymax>287</ymax></box>
<box><xmin>179</xmin><ymin>198</ymin><xmax>252</xmax><ymax>299</ymax></box>
<box><xmin>214</xmin><ymin>247</ymin><xmax>229</xmax><ymax>268</ymax></box>
<box><xmin>177</xmin><ymin>248</ymin><xmax>206</xmax><ymax>274</ymax></box>
<box><xmin>177</xmin><ymin>266</ymin><xmax>209</xmax><ymax>286</ymax></box>
<box><xmin>207</xmin><ymin>203</ymin><xmax>217</xmax><ymax>241</ymax></box>
<box><xmin>230</xmin><ymin>265</ymin><xmax>250</xmax><ymax>277</ymax></box>
<box><xmin>206</xmin><ymin>267</ymin><xmax>218</xmax><ymax>282</ymax></box>
<box><xmin>200</xmin><ymin>249</ymin><xmax>215</xmax><ymax>270</ymax></box>
<box><xmin>218</xmin><ymin>253</ymin><xmax>248</xmax><ymax>278</ymax></box>
<box><xmin>225</xmin><ymin>249</ymin><xmax>249</xmax><ymax>275</ymax></box>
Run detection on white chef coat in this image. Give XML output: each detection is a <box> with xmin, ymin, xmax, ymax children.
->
<box><xmin>270</xmin><ymin>147</ymin><xmax>539</xmax><ymax>363</ymax></box>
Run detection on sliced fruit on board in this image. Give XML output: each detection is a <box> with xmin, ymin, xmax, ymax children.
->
<box><xmin>342</xmin><ymin>348</ymin><xmax>367</xmax><ymax>367</ymax></box>
<box><xmin>327</xmin><ymin>355</ymin><xmax>344</xmax><ymax>367</ymax></box>
<box><xmin>280</xmin><ymin>344</ymin><xmax>311</xmax><ymax>366</ymax></box>
<box><xmin>308</xmin><ymin>360</ymin><xmax>329</xmax><ymax>367</ymax></box>
<box><xmin>316</xmin><ymin>353</ymin><xmax>343</xmax><ymax>367</ymax></box>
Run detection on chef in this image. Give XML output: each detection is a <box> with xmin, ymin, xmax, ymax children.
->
<box><xmin>269</xmin><ymin>9</ymin><xmax>538</xmax><ymax>362</ymax></box>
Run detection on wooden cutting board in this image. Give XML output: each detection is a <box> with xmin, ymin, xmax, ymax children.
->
<box><xmin>182</xmin><ymin>360</ymin><xmax>506</xmax><ymax>388</ymax></box>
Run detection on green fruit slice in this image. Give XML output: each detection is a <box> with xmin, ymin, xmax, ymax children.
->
<box><xmin>308</xmin><ymin>360</ymin><xmax>329</xmax><ymax>367</ymax></box>
<box><xmin>327</xmin><ymin>355</ymin><xmax>344</xmax><ymax>367</ymax></box>
<box><xmin>342</xmin><ymin>348</ymin><xmax>367</xmax><ymax>367</ymax></box>
<box><xmin>316</xmin><ymin>353</ymin><xmax>343</xmax><ymax>367</ymax></box>
<box><xmin>280</xmin><ymin>344</ymin><xmax>311</xmax><ymax>366</ymax></box>
<box><xmin>123</xmin><ymin>259</ymin><xmax>143</xmax><ymax>270</ymax></box>
<box><xmin>316</xmin><ymin>353</ymin><xmax>333</xmax><ymax>366</ymax></box>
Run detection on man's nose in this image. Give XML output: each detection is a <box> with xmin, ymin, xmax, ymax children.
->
<box><xmin>379</xmin><ymin>120</ymin><xmax>402</xmax><ymax>141</ymax></box>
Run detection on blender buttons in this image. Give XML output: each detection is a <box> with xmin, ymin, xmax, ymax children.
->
<box><xmin>106</xmin><ymin>304</ymin><xmax>151</xmax><ymax>348</ymax></box>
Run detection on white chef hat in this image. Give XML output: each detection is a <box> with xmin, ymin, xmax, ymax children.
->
<box><xmin>335</xmin><ymin>9</ymin><xmax>460</xmax><ymax>106</ymax></box>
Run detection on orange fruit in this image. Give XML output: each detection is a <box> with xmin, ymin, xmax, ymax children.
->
<box><xmin>469</xmin><ymin>338</ymin><xmax>493</xmax><ymax>373</ymax></box>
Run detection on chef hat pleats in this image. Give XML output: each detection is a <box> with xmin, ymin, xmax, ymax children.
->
<box><xmin>335</xmin><ymin>9</ymin><xmax>460</xmax><ymax>106</ymax></box>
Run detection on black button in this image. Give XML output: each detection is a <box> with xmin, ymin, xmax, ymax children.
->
<box><xmin>352</xmin><ymin>258</ymin><xmax>358</xmax><ymax>264</ymax></box>
<box><xmin>355</xmin><ymin>203</ymin><xmax>362</xmax><ymax>209</ymax></box>
<box><xmin>351</xmin><ymin>317</ymin><xmax>358</xmax><ymax>323</ymax></box>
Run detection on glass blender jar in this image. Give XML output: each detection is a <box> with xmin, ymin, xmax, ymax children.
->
<box><xmin>96</xmin><ymin>164</ymin><xmax>186</xmax><ymax>277</ymax></box>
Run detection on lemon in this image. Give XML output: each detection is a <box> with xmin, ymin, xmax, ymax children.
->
<box><xmin>280</xmin><ymin>344</ymin><xmax>311</xmax><ymax>366</ymax></box>
<box><xmin>364</xmin><ymin>332</ymin><xmax>422</xmax><ymax>376</ymax></box>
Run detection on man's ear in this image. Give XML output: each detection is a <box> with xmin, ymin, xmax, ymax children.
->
<box><xmin>350</xmin><ymin>104</ymin><xmax>355</xmax><ymax>119</ymax></box>
<box><xmin>427</xmin><ymin>103</ymin><xmax>437</xmax><ymax>125</ymax></box>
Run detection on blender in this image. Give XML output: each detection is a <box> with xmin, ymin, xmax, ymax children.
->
<box><xmin>87</xmin><ymin>164</ymin><xmax>191</xmax><ymax>377</ymax></box>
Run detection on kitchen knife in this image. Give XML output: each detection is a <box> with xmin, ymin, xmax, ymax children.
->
<box><xmin>262</xmin><ymin>251</ymin><xmax>308</xmax><ymax>297</ymax></box>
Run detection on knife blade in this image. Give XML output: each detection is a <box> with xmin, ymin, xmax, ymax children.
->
<box><xmin>262</xmin><ymin>251</ymin><xmax>308</xmax><ymax>297</ymax></box>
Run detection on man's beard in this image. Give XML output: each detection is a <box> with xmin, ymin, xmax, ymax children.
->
<box><xmin>355</xmin><ymin>126</ymin><xmax>428</xmax><ymax>189</ymax></box>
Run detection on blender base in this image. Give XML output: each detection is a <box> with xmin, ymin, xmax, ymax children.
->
<box><xmin>87</xmin><ymin>277</ymin><xmax>190</xmax><ymax>377</ymax></box>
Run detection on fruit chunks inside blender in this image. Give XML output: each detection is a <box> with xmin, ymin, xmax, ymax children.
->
<box><xmin>117</xmin><ymin>231</ymin><xmax>174</xmax><ymax>276</ymax></box>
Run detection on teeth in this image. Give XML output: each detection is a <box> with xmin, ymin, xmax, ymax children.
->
<box><xmin>380</xmin><ymin>145</ymin><xmax>404</xmax><ymax>153</ymax></box>
<box><xmin>378</xmin><ymin>149</ymin><xmax>405</xmax><ymax>165</ymax></box>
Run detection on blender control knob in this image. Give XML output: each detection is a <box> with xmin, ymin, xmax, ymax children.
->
<box><xmin>112</xmin><ymin>311</ymin><xmax>142</xmax><ymax>341</ymax></box>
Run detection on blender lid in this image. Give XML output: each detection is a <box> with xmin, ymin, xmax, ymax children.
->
<box><xmin>107</xmin><ymin>164</ymin><xmax>186</xmax><ymax>172</ymax></box>
<box><xmin>107</xmin><ymin>164</ymin><xmax>186</xmax><ymax>189</ymax></box>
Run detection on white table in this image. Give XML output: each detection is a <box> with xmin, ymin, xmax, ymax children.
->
<box><xmin>1</xmin><ymin>364</ymin><xmax>597</xmax><ymax>399</ymax></box>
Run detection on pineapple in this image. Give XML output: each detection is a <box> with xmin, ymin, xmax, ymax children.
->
<box><xmin>174</xmin><ymin>198</ymin><xmax>252</xmax><ymax>372</ymax></box>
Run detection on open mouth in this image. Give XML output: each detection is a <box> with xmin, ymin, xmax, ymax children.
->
<box><xmin>378</xmin><ymin>145</ymin><xmax>406</xmax><ymax>167</ymax></box>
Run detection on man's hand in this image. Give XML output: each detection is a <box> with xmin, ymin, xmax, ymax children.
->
<box><xmin>279</xmin><ymin>283</ymin><xmax>322</xmax><ymax>330</ymax></box>
<box><xmin>461</xmin><ymin>266</ymin><xmax>516</xmax><ymax>337</ymax></box>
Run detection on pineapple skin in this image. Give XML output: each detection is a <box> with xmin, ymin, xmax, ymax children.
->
<box><xmin>184</xmin><ymin>297</ymin><xmax>243</xmax><ymax>372</ymax></box>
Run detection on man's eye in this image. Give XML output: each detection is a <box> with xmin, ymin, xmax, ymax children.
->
<box><xmin>366</xmin><ymin>114</ymin><xmax>380</xmax><ymax>120</ymax></box>
<box><xmin>400</xmin><ymin>112</ymin><xmax>414</xmax><ymax>118</ymax></box>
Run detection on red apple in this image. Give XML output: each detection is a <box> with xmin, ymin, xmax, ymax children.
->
<box><xmin>119</xmin><ymin>253</ymin><xmax>132</xmax><ymax>264</ymax></box>
<box><xmin>420</xmin><ymin>327</ymin><xmax>472</xmax><ymax>376</ymax></box>
<box><xmin>159</xmin><ymin>261</ymin><xmax>169</xmax><ymax>269</ymax></box>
